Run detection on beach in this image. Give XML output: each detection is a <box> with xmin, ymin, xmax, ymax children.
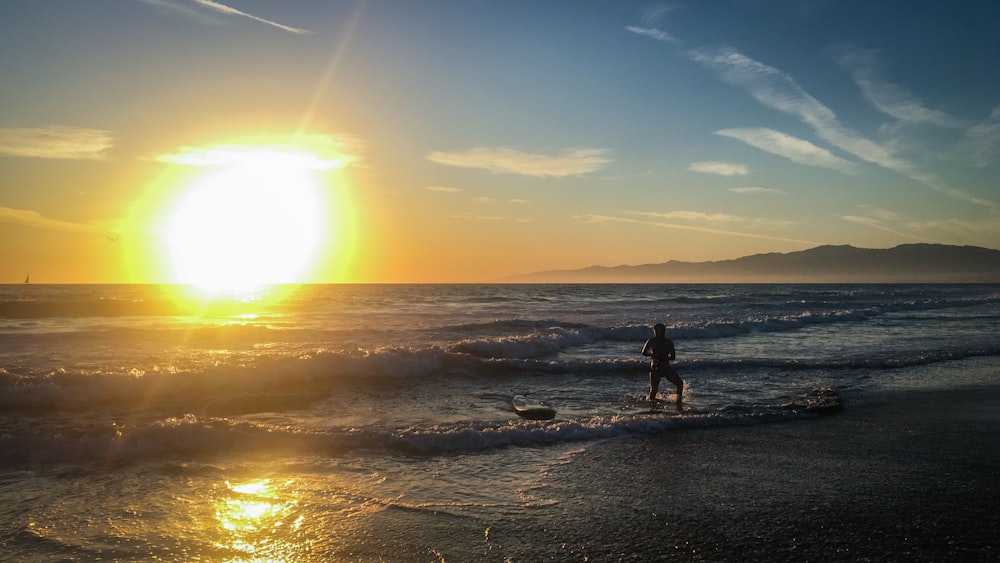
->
<box><xmin>2</xmin><ymin>284</ymin><xmax>998</xmax><ymax>561</ymax></box>
<box><xmin>233</xmin><ymin>385</ymin><xmax>1000</xmax><ymax>562</ymax></box>
<box><xmin>481</xmin><ymin>386</ymin><xmax>1000</xmax><ymax>562</ymax></box>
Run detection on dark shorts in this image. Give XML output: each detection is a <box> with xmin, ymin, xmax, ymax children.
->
<box><xmin>651</xmin><ymin>363</ymin><xmax>682</xmax><ymax>386</ymax></box>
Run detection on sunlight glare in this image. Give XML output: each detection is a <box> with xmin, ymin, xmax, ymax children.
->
<box><xmin>214</xmin><ymin>478</ymin><xmax>305</xmax><ymax>562</ymax></box>
<box><xmin>165</xmin><ymin>151</ymin><xmax>326</xmax><ymax>292</ymax></box>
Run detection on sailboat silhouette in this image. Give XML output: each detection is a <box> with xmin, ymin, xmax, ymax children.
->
<box><xmin>23</xmin><ymin>273</ymin><xmax>29</xmax><ymax>284</ymax></box>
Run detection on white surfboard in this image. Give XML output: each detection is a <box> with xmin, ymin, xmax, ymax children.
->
<box><xmin>512</xmin><ymin>395</ymin><xmax>556</xmax><ymax>420</ymax></box>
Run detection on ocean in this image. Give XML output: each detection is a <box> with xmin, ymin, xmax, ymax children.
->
<box><xmin>1</xmin><ymin>283</ymin><xmax>998</xmax><ymax>561</ymax></box>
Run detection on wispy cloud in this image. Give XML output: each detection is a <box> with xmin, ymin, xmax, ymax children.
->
<box><xmin>135</xmin><ymin>0</ymin><xmax>223</xmax><ymax>25</ymax></box>
<box><xmin>451</xmin><ymin>214</ymin><xmax>506</xmax><ymax>222</ymax></box>
<box><xmin>0</xmin><ymin>126</ymin><xmax>113</xmax><ymax>160</ymax></box>
<box><xmin>957</xmin><ymin>106</ymin><xmax>1000</xmax><ymax>168</ymax></box>
<box><xmin>631</xmin><ymin>210</ymin><xmax>793</xmax><ymax>230</ymax></box>
<box><xmin>729</xmin><ymin>186</ymin><xmax>786</xmax><ymax>196</ymax></box>
<box><xmin>688</xmin><ymin>161</ymin><xmax>749</xmax><ymax>176</ymax></box>
<box><xmin>0</xmin><ymin>206</ymin><xmax>106</xmax><ymax>235</ymax></box>
<box><xmin>192</xmin><ymin>0</ymin><xmax>312</xmax><ymax>34</ymax></box>
<box><xmin>840</xmin><ymin>205</ymin><xmax>1000</xmax><ymax>244</ymax></box>
<box><xmin>688</xmin><ymin>47</ymin><xmax>890</xmax><ymax>166</ymax></box>
<box><xmin>138</xmin><ymin>0</ymin><xmax>311</xmax><ymax>33</ymax></box>
<box><xmin>626</xmin><ymin>26</ymin><xmax>679</xmax><ymax>44</ymax></box>
<box><xmin>628</xmin><ymin>4</ymin><xmax>680</xmax><ymax>43</ymax></box>
<box><xmin>154</xmin><ymin>134</ymin><xmax>363</xmax><ymax>169</ymax></box>
<box><xmin>426</xmin><ymin>147</ymin><xmax>611</xmax><ymax>177</ymax></box>
<box><xmin>640</xmin><ymin>4</ymin><xmax>677</xmax><ymax>25</ymax></box>
<box><xmin>689</xmin><ymin>46</ymin><xmax>993</xmax><ymax>207</ymax></box>
<box><xmin>690</xmin><ymin>47</ymin><xmax>912</xmax><ymax>174</ymax></box>
<box><xmin>425</xmin><ymin>186</ymin><xmax>463</xmax><ymax>193</ymax></box>
<box><xmin>689</xmin><ymin>47</ymin><xmax>830</xmax><ymax>120</ymax></box>
<box><xmin>716</xmin><ymin>127</ymin><xmax>857</xmax><ymax>173</ymax></box>
<box><xmin>837</xmin><ymin>47</ymin><xmax>964</xmax><ymax>128</ymax></box>
<box><xmin>840</xmin><ymin>214</ymin><xmax>930</xmax><ymax>242</ymax></box>
<box><xmin>582</xmin><ymin>213</ymin><xmax>819</xmax><ymax>246</ymax></box>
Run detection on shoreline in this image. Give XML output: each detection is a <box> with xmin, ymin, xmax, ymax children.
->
<box><xmin>3</xmin><ymin>387</ymin><xmax>997</xmax><ymax>561</ymax></box>
<box><xmin>494</xmin><ymin>385</ymin><xmax>1000</xmax><ymax>561</ymax></box>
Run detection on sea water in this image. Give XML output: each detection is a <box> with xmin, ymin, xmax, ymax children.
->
<box><xmin>1</xmin><ymin>283</ymin><xmax>998</xmax><ymax>561</ymax></box>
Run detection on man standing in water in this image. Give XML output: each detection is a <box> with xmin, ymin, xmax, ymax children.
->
<box><xmin>641</xmin><ymin>323</ymin><xmax>683</xmax><ymax>403</ymax></box>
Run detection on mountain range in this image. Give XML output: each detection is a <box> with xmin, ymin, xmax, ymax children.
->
<box><xmin>506</xmin><ymin>244</ymin><xmax>1000</xmax><ymax>283</ymax></box>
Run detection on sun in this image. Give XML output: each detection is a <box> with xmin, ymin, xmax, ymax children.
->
<box><xmin>164</xmin><ymin>155</ymin><xmax>325</xmax><ymax>292</ymax></box>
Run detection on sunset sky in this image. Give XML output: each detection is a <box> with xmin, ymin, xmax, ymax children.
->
<box><xmin>1</xmin><ymin>0</ymin><xmax>998</xmax><ymax>283</ymax></box>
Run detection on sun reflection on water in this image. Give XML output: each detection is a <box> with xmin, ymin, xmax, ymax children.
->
<box><xmin>154</xmin><ymin>283</ymin><xmax>309</xmax><ymax>329</ymax></box>
<box><xmin>214</xmin><ymin>478</ymin><xmax>309</xmax><ymax>562</ymax></box>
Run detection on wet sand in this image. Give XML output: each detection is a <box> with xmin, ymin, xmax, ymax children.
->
<box><xmin>504</xmin><ymin>386</ymin><xmax>1000</xmax><ymax>562</ymax></box>
<box><xmin>296</xmin><ymin>386</ymin><xmax>999</xmax><ymax>561</ymax></box>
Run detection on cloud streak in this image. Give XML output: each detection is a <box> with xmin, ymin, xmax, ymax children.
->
<box><xmin>626</xmin><ymin>26</ymin><xmax>679</xmax><ymax>44</ymax></box>
<box><xmin>688</xmin><ymin>161</ymin><xmax>749</xmax><ymax>176</ymax></box>
<box><xmin>628</xmin><ymin>4</ymin><xmax>681</xmax><ymax>44</ymax></box>
<box><xmin>640</xmin><ymin>4</ymin><xmax>677</xmax><ymax>25</ymax></box>
<box><xmin>192</xmin><ymin>0</ymin><xmax>312</xmax><ymax>34</ymax></box>
<box><xmin>631</xmin><ymin>210</ymin><xmax>793</xmax><ymax>230</ymax></box>
<box><xmin>139</xmin><ymin>0</ymin><xmax>311</xmax><ymax>33</ymax></box>
<box><xmin>135</xmin><ymin>0</ymin><xmax>223</xmax><ymax>25</ymax></box>
<box><xmin>154</xmin><ymin>134</ymin><xmax>363</xmax><ymax>169</ymax></box>
<box><xmin>583</xmin><ymin>213</ymin><xmax>819</xmax><ymax>246</ymax></box>
<box><xmin>837</xmin><ymin>47</ymin><xmax>964</xmax><ymax>128</ymax></box>
<box><xmin>451</xmin><ymin>214</ymin><xmax>506</xmax><ymax>222</ymax></box>
<box><xmin>716</xmin><ymin>127</ymin><xmax>857</xmax><ymax>173</ymax></box>
<box><xmin>840</xmin><ymin>205</ymin><xmax>1000</xmax><ymax>245</ymax></box>
<box><xmin>730</xmin><ymin>186</ymin><xmax>786</xmax><ymax>196</ymax></box>
<box><xmin>426</xmin><ymin>147</ymin><xmax>611</xmax><ymax>177</ymax></box>
<box><xmin>0</xmin><ymin>126</ymin><xmax>113</xmax><ymax>160</ymax></box>
<box><xmin>958</xmin><ymin>106</ymin><xmax>1000</xmax><ymax>168</ymax></box>
<box><xmin>0</xmin><ymin>207</ymin><xmax>106</xmax><ymax>234</ymax></box>
<box><xmin>689</xmin><ymin>46</ymin><xmax>993</xmax><ymax>207</ymax></box>
<box><xmin>688</xmin><ymin>47</ymin><xmax>896</xmax><ymax>166</ymax></box>
<box><xmin>839</xmin><ymin>214</ymin><xmax>930</xmax><ymax>242</ymax></box>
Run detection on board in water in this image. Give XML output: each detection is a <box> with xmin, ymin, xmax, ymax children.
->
<box><xmin>512</xmin><ymin>395</ymin><xmax>556</xmax><ymax>420</ymax></box>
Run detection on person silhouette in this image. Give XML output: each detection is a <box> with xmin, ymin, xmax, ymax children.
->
<box><xmin>641</xmin><ymin>323</ymin><xmax>683</xmax><ymax>403</ymax></box>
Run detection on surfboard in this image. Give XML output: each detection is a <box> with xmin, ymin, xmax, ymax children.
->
<box><xmin>512</xmin><ymin>395</ymin><xmax>556</xmax><ymax>420</ymax></box>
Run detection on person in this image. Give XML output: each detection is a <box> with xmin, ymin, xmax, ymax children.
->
<box><xmin>641</xmin><ymin>323</ymin><xmax>683</xmax><ymax>403</ymax></box>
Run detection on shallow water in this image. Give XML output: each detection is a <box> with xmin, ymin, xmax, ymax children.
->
<box><xmin>1</xmin><ymin>283</ymin><xmax>998</xmax><ymax>560</ymax></box>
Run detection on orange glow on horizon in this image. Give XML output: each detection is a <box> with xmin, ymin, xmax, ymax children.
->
<box><xmin>116</xmin><ymin>141</ymin><xmax>362</xmax><ymax>290</ymax></box>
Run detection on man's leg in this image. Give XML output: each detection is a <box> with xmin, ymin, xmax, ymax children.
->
<box><xmin>663</xmin><ymin>367</ymin><xmax>683</xmax><ymax>402</ymax></box>
<box><xmin>648</xmin><ymin>371</ymin><xmax>661</xmax><ymax>401</ymax></box>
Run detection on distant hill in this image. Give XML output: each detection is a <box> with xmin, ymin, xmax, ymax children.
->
<box><xmin>505</xmin><ymin>244</ymin><xmax>1000</xmax><ymax>283</ymax></box>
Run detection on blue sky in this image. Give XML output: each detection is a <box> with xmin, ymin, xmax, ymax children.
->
<box><xmin>1</xmin><ymin>0</ymin><xmax>998</xmax><ymax>282</ymax></box>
